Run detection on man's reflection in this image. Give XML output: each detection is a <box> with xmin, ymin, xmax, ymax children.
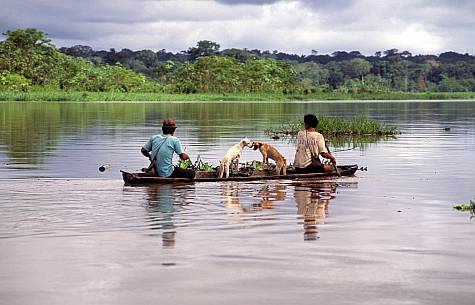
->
<box><xmin>220</xmin><ymin>180</ymin><xmax>341</xmax><ymax>241</ymax></box>
<box><xmin>294</xmin><ymin>181</ymin><xmax>337</xmax><ymax>241</ymax></box>
<box><xmin>144</xmin><ymin>184</ymin><xmax>190</xmax><ymax>248</ymax></box>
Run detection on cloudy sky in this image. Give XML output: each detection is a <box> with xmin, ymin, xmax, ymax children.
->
<box><xmin>1</xmin><ymin>0</ymin><xmax>474</xmax><ymax>55</ymax></box>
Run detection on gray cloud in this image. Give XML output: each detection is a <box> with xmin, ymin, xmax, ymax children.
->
<box><xmin>216</xmin><ymin>0</ymin><xmax>278</xmax><ymax>4</ymax></box>
<box><xmin>1</xmin><ymin>0</ymin><xmax>474</xmax><ymax>54</ymax></box>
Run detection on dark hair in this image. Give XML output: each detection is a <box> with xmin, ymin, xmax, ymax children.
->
<box><xmin>304</xmin><ymin>113</ymin><xmax>319</xmax><ymax>128</ymax></box>
<box><xmin>162</xmin><ymin>118</ymin><xmax>177</xmax><ymax>134</ymax></box>
<box><xmin>162</xmin><ymin>126</ymin><xmax>176</xmax><ymax>134</ymax></box>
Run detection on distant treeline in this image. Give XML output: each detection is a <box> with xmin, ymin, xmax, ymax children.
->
<box><xmin>1</xmin><ymin>28</ymin><xmax>475</xmax><ymax>95</ymax></box>
<box><xmin>60</xmin><ymin>40</ymin><xmax>475</xmax><ymax>93</ymax></box>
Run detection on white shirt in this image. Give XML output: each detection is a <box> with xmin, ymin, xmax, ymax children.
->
<box><xmin>293</xmin><ymin>130</ymin><xmax>327</xmax><ymax>168</ymax></box>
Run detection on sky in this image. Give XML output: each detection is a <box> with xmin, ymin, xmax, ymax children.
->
<box><xmin>1</xmin><ymin>0</ymin><xmax>474</xmax><ymax>55</ymax></box>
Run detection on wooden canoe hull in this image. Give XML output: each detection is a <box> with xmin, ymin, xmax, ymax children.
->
<box><xmin>121</xmin><ymin>164</ymin><xmax>358</xmax><ymax>185</ymax></box>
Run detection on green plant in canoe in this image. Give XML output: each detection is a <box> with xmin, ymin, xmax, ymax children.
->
<box><xmin>177</xmin><ymin>157</ymin><xmax>264</xmax><ymax>173</ymax></box>
<box><xmin>177</xmin><ymin>156</ymin><xmax>216</xmax><ymax>172</ymax></box>
<box><xmin>196</xmin><ymin>160</ymin><xmax>216</xmax><ymax>172</ymax></box>
<box><xmin>265</xmin><ymin>115</ymin><xmax>399</xmax><ymax>136</ymax></box>
<box><xmin>177</xmin><ymin>159</ymin><xmax>193</xmax><ymax>169</ymax></box>
<box><xmin>249</xmin><ymin>160</ymin><xmax>263</xmax><ymax>170</ymax></box>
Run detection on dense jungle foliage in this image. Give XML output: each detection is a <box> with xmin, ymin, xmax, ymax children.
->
<box><xmin>1</xmin><ymin>28</ymin><xmax>475</xmax><ymax>95</ymax></box>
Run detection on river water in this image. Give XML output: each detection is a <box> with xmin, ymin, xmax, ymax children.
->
<box><xmin>0</xmin><ymin>101</ymin><xmax>474</xmax><ymax>305</ymax></box>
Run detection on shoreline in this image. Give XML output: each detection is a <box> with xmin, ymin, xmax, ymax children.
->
<box><xmin>1</xmin><ymin>91</ymin><xmax>475</xmax><ymax>102</ymax></box>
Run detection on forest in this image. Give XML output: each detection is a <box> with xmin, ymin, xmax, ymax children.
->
<box><xmin>1</xmin><ymin>28</ymin><xmax>475</xmax><ymax>96</ymax></box>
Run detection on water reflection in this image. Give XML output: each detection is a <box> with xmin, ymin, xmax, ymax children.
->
<box><xmin>294</xmin><ymin>181</ymin><xmax>337</xmax><ymax>241</ymax></box>
<box><xmin>221</xmin><ymin>181</ymin><xmax>287</xmax><ymax>213</ymax></box>
<box><xmin>221</xmin><ymin>182</ymin><xmax>242</xmax><ymax>211</ymax></box>
<box><xmin>142</xmin><ymin>184</ymin><xmax>193</xmax><ymax>248</ymax></box>
<box><xmin>3</xmin><ymin>101</ymin><xmax>473</xmax><ymax>169</ymax></box>
<box><xmin>220</xmin><ymin>180</ymin><xmax>342</xmax><ymax>240</ymax></box>
<box><xmin>272</xmin><ymin>134</ymin><xmax>397</xmax><ymax>151</ymax></box>
<box><xmin>258</xmin><ymin>183</ymin><xmax>287</xmax><ymax>210</ymax></box>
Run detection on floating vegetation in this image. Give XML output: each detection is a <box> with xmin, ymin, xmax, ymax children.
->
<box><xmin>329</xmin><ymin>135</ymin><xmax>396</xmax><ymax>150</ymax></box>
<box><xmin>265</xmin><ymin>115</ymin><xmax>399</xmax><ymax>137</ymax></box>
<box><xmin>453</xmin><ymin>199</ymin><xmax>475</xmax><ymax>220</ymax></box>
<box><xmin>453</xmin><ymin>199</ymin><xmax>475</xmax><ymax>211</ymax></box>
<box><xmin>263</xmin><ymin>131</ymin><xmax>394</xmax><ymax>150</ymax></box>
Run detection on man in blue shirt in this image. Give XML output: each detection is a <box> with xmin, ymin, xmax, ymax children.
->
<box><xmin>141</xmin><ymin>118</ymin><xmax>195</xmax><ymax>178</ymax></box>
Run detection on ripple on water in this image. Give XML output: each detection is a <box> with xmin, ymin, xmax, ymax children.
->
<box><xmin>0</xmin><ymin>178</ymin><xmax>354</xmax><ymax>241</ymax></box>
<box><xmin>1</xmin><ymin>101</ymin><xmax>475</xmax><ymax>304</ymax></box>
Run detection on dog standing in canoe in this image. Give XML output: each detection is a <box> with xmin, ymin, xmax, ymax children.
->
<box><xmin>252</xmin><ymin>141</ymin><xmax>287</xmax><ymax>175</ymax></box>
<box><xmin>219</xmin><ymin>138</ymin><xmax>253</xmax><ymax>178</ymax></box>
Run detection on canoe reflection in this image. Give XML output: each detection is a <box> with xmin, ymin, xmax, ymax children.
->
<box><xmin>293</xmin><ymin>181</ymin><xmax>337</xmax><ymax>241</ymax></box>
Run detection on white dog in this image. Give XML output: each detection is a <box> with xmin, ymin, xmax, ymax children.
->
<box><xmin>219</xmin><ymin>138</ymin><xmax>253</xmax><ymax>178</ymax></box>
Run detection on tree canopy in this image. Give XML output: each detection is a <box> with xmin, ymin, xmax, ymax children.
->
<box><xmin>2</xmin><ymin>28</ymin><xmax>475</xmax><ymax>94</ymax></box>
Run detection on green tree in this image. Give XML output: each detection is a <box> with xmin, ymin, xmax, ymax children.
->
<box><xmin>293</xmin><ymin>61</ymin><xmax>329</xmax><ymax>89</ymax></box>
<box><xmin>0</xmin><ymin>28</ymin><xmax>58</xmax><ymax>85</ymax></box>
<box><xmin>187</xmin><ymin>40</ymin><xmax>220</xmax><ymax>60</ymax></box>
<box><xmin>3</xmin><ymin>28</ymin><xmax>53</xmax><ymax>50</ymax></box>
<box><xmin>0</xmin><ymin>71</ymin><xmax>31</xmax><ymax>91</ymax></box>
<box><xmin>341</xmin><ymin>58</ymin><xmax>371</xmax><ymax>85</ymax></box>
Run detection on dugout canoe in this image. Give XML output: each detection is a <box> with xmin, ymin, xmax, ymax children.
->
<box><xmin>121</xmin><ymin>164</ymin><xmax>359</xmax><ymax>185</ymax></box>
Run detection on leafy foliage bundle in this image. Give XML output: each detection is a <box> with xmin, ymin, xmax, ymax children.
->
<box><xmin>264</xmin><ymin>115</ymin><xmax>399</xmax><ymax>136</ymax></box>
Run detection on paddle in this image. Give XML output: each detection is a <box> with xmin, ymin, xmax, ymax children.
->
<box><xmin>325</xmin><ymin>141</ymin><xmax>341</xmax><ymax>177</ymax></box>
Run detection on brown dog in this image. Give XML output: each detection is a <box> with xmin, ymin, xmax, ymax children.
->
<box><xmin>252</xmin><ymin>141</ymin><xmax>287</xmax><ymax>175</ymax></box>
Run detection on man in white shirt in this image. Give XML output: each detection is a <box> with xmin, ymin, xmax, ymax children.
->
<box><xmin>293</xmin><ymin>114</ymin><xmax>336</xmax><ymax>173</ymax></box>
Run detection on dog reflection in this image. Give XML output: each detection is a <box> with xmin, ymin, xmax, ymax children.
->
<box><xmin>221</xmin><ymin>182</ymin><xmax>242</xmax><ymax>211</ymax></box>
<box><xmin>221</xmin><ymin>182</ymin><xmax>287</xmax><ymax>213</ymax></box>
<box><xmin>258</xmin><ymin>183</ymin><xmax>287</xmax><ymax>209</ymax></box>
<box><xmin>294</xmin><ymin>182</ymin><xmax>337</xmax><ymax>241</ymax></box>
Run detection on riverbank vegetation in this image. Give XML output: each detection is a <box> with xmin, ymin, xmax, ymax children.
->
<box><xmin>1</xmin><ymin>28</ymin><xmax>475</xmax><ymax>101</ymax></box>
<box><xmin>1</xmin><ymin>90</ymin><xmax>474</xmax><ymax>102</ymax></box>
<box><xmin>265</xmin><ymin>116</ymin><xmax>399</xmax><ymax>136</ymax></box>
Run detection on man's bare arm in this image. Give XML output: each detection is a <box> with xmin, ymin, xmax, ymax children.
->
<box><xmin>320</xmin><ymin>151</ymin><xmax>336</xmax><ymax>164</ymax></box>
<box><xmin>179</xmin><ymin>152</ymin><xmax>190</xmax><ymax>161</ymax></box>
<box><xmin>141</xmin><ymin>147</ymin><xmax>151</xmax><ymax>159</ymax></box>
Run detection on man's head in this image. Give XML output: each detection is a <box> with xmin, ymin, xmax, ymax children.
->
<box><xmin>162</xmin><ymin>118</ymin><xmax>177</xmax><ymax>135</ymax></box>
<box><xmin>304</xmin><ymin>113</ymin><xmax>319</xmax><ymax>129</ymax></box>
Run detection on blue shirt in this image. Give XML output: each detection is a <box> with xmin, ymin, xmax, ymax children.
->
<box><xmin>143</xmin><ymin>134</ymin><xmax>183</xmax><ymax>177</ymax></box>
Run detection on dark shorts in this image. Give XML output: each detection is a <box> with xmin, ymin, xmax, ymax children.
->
<box><xmin>170</xmin><ymin>167</ymin><xmax>196</xmax><ymax>179</ymax></box>
<box><xmin>295</xmin><ymin>164</ymin><xmax>325</xmax><ymax>173</ymax></box>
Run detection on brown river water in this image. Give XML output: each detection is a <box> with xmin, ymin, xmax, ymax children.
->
<box><xmin>0</xmin><ymin>101</ymin><xmax>474</xmax><ymax>305</ymax></box>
